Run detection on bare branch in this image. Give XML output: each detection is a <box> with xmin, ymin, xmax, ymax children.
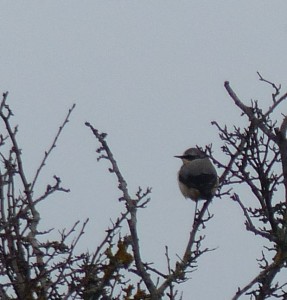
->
<box><xmin>31</xmin><ymin>103</ymin><xmax>76</xmax><ymax>190</ymax></box>
<box><xmin>85</xmin><ymin>122</ymin><xmax>158</xmax><ymax>297</ymax></box>
<box><xmin>232</xmin><ymin>257</ymin><xmax>283</xmax><ymax>300</ymax></box>
<box><xmin>157</xmin><ymin>199</ymin><xmax>213</xmax><ymax>295</ymax></box>
<box><xmin>224</xmin><ymin>81</ymin><xmax>277</xmax><ymax>142</ymax></box>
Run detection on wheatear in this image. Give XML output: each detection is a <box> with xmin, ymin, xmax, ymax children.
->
<box><xmin>175</xmin><ymin>147</ymin><xmax>218</xmax><ymax>202</ymax></box>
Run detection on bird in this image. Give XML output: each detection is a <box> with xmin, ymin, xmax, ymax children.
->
<box><xmin>175</xmin><ymin>147</ymin><xmax>218</xmax><ymax>202</ymax></box>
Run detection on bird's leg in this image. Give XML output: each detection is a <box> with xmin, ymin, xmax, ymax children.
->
<box><xmin>193</xmin><ymin>200</ymin><xmax>199</xmax><ymax>224</ymax></box>
<box><xmin>193</xmin><ymin>198</ymin><xmax>212</xmax><ymax>227</ymax></box>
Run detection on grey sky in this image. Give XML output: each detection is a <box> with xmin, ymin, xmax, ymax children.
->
<box><xmin>1</xmin><ymin>1</ymin><xmax>287</xmax><ymax>299</ymax></box>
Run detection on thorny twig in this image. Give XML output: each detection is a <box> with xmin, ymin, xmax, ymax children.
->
<box><xmin>85</xmin><ymin>122</ymin><xmax>158</xmax><ymax>298</ymax></box>
<box><xmin>31</xmin><ymin>103</ymin><xmax>76</xmax><ymax>190</ymax></box>
<box><xmin>222</xmin><ymin>78</ymin><xmax>287</xmax><ymax>299</ymax></box>
<box><xmin>0</xmin><ymin>94</ymin><xmax>88</xmax><ymax>299</ymax></box>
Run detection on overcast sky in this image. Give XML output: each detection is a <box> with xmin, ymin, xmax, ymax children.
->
<box><xmin>1</xmin><ymin>1</ymin><xmax>287</xmax><ymax>299</ymax></box>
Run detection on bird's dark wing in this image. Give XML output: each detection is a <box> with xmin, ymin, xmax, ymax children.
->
<box><xmin>178</xmin><ymin>172</ymin><xmax>217</xmax><ymax>199</ymax></box>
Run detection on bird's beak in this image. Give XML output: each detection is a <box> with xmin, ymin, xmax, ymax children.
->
<box><xmin>174</xmin><ymin>155</ymin><xmax>184</xmax><ymax>159</ymax></box>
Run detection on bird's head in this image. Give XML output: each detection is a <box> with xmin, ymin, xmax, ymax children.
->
<box><xmin>174</xmin><ymin>147</ymin><xmax>207</xmax><ymax>164</ymax></box>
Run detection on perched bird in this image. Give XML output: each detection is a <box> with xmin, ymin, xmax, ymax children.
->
<box><xmin>175</xmin><ymin>147</ymin><xmax>218</xmax><ymax>202</ymax></box>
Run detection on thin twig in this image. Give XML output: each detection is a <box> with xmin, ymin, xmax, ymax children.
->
<box><xmin>85</xmin><ymin>122</ymin><xmax>158</xmax><ymax>297</ymax></box>
<box><xmin>31</xmin><ymin>103</ymin><xmax>76</xmax><ymax>190</ymax></box>
<box><xmin>224</xmin><ymin>81</ymin><xmax>277</xmax><ymax>142</ymax></box>
<box><xmin>157</xmin><ymin>199</ymin><xmax>212</xmax><ymax>295</ymax></box>
<box><xmin>231</xmin><ymin>258</ymin><xmax>283</xmax><ymax>300</ymax></box>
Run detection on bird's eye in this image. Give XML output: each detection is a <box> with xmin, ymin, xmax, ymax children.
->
<box><xmin>185</xmin><ymin>155</ymin><xmax>197</xmax><ymax>160</ymax></box>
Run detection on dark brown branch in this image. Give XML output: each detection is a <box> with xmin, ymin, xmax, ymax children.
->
<box><xmin>91</xmin><ymin>210</ymin><xmax>129</xmax><ymax>265</ymax></box>
<box><xmin>232</xmin><ymin>193</ymin><xmax>275</xmax><ymax>242</ymax></box>
<box><xmin>157</xmin><ymin>199</ymin><xmax>212</xmax><ymax>295</ymax></box>
<box><xmin>85</xmin><ymin>122</ymin><xmax>158</xmax><ymax>298</ymax></box>
<box><xmin>210</xmin><ymin>121</ymin><xmax>248</xmax><ymax>186</ymax></box>
<box><xmin>224</xmin><ymin>81</ymin><xmax>277</xmax><ymax>142</ymax></box>
<box><xmin>232</xmin><ymin>257</ymin><xmax>283</xmax><ymax>300</ymax></box>
<box><xmin>224</xmin><ymin>79</ymin><xmax>287</xmax><ymax>299</ymax></box>
<box><xmin>31</xmin><ymin>103</ymin><xmax>76</xmax><ymax>190</ymax></box>
<box><xmin>257</xmin><ymin>72</ymin><xmax>287</xmax><ymax>118</ymax></box>
<box><xmin>0</xmin><ymin>96</ymin><xmax>86</xmax><ymax>299</ymax></box>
